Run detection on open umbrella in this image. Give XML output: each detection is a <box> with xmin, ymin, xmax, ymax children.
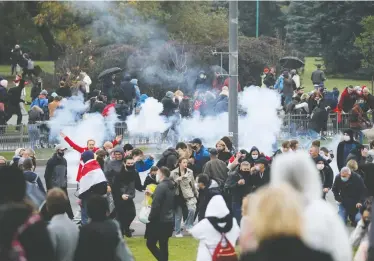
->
<box><xmin>98</xmin><ymin>67</ymin><xmax>122</xmax><ymax>80</ymax></box>
<box><xmin>279</xmin><ymin>56</ymin><xmax>305</xmax><ymax>69</ymax></box>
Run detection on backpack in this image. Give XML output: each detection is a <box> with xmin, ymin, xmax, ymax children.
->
<box><xmin>28</xmin><ymin>108</ymin><xmax>42</xmax><ymax>123</ymax></box>
<box><xmin>209</xmin><ymin>234</ymin><xmax>238</xmax><ymax>261</ymax></box>
<box><xmin>25</xmin><ymin>175</ymin><xmax>46</xmax><ymax>211</ymax></box>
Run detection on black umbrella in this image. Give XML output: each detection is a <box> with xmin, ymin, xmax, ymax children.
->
<box><xmin>279</xmin><ymin>56</ymin><xmax>305</xmax><ymax>69</ymax></box>
<box><xmin>98</xmin><ymin>67</ymin><xmax>122</xmax><ymax>80</ymax></box>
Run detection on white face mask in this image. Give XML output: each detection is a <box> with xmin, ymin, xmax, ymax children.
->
<box><xmin>343</xmin><ymin>135</ymin><xmax>350</xmax><ymax>142</ymax></box>
<box><xmin>255</xmin><ymin>165</ymin><xmax>260</xmax><ymax>171</ymax></box>
<box><xmin>252</xmin><ymin>155</ymin><xmax>258</xmax><ymax>160</ymax></box>
<box><xmin>156</xmin><ymin>174</ymin><xmax>161</xmax><ymax>183</ymax></box>
<box><xmin>316</xmin><ymin>164</ymin><xmax>324</xmax><ymax>170</ymax></box>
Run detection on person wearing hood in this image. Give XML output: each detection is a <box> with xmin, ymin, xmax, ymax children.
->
<box><xmin>190</xmin><ymin>138</ymin><xmax>210</xmax><ymax>175</ymax></box>
<box><xmin>156</xmin><ymin>147</ymin><xmax>179</xmax><ymax>170</ymax></box>
<box><xmin>44</xmin><ymin>144</ymin><xmax>74</xmax><ymax>218</ymax></box>
<box><xmin>313</xmin><ymin>155</ymin><xmax>334</xmax><ymax>200</ymax></box>
<box><xmin>215</xmin><ymin>139</ymin><xmax>232</xmax><ymax>164</ymax></box>
<box><xmin>337</xmin><ymin>129</ymin><xmax>361</xmax><ymax>171</ymax></box>
<box><xmin>332</xmin><ymin>167</ymin><xmax>366</xmax><ymax>226</ymax></box>
<box><xmin>239</xmin><ymin>184</ymin><xmax>333</xmax><ymax>261</ymax></box>
<box><xmin>196</xmin><ymin>173</ymin><xmax>222</xmax><ymax>221</ymax></box>
<box><xmin>269</xmin><ymin>151</ymin><xmax>352</xmax><ymax>261</ymax></box>
<box><xmin>250</xmin><ymin>157</ymin><xmax>271</xmax><ymax>192</ymax></box>
<box><xmin>146</xmin><ymin>167</ymin><xmax>175</xmax><ymax>261</ymax></box>
<box><xmin>112</xmin><ymin>156</ymin><xmax>143</xmax><ymax>237</ymax></box>
<box><xmin>117</xmin><ymin>73</ymin><xmax>136</xmax><ymax>113</ymax></box>
<box><xmin>191</xmin><ymin>195</ymin><xmax>240</xmax><ymax>261</ymax></box>
<box><xmin>224</xmin><ymin>161</ymin><xmax>253</xmax><ymax>224</ymax></box>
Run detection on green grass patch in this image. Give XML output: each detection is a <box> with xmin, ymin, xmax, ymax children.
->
<box><xmin>0</xmin><ymin>151</ymin><xmax>15</xmax><ymax>160</ymax></box>
<box><xmin>0</xmin><ymin>148</ymin><xmax>54</xmax><ymax>160</ymax></box>
<box><xmin>300</xmin><ymin>57</ymin><xmax>371</xmax><ymax>92</ymax></box>
<box><xmin>0</xmin><ymin>61</ymin><xmax>55</xmax><ymax>77</ymax></box>
<box><xmin>126</xmin><ymin>237</ymin><xmax>198</xmax><ymax>261</ymax></box>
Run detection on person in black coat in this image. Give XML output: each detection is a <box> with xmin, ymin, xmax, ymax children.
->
<box><xmin>337</xmin><ymin>129</ymin><xmax>362</xmax><ymax>171</ymax></box>
<box><xmin>156</xmin><ymin>148</ymin><xmax>179</xmax><ymax>170</ymax></box>
<box><xmin>146</xmin><ymin>167</ymin><xmax>175</xmax><ymax>261</ymax></box>
<box><xmin>196</xmin><ymin>173</ymin><xmax>222</xmax><ymax>221</ymax></box>
<box><xmin>112</xmin><ymin>156</ymin><xmax>142</xmax><ymax>237</ymax></box>
<box><xmin>56</xmin><ymin>81</ymin><xmax>72</xmax><ymax>98</ymax></box>
<box><xmin>250</xmin><ymin>157</ymin><xmax>271</xmax><ymax>192</ymax></box>
<box><xmin>161</xmin><ymin>91</ymin><xmax>178</xmax><ymax>117</ymax></box>
<box><xmin>6</xmin><ymin>78</ymin><xmax>25</xmax><ymax>126</ymax></box>
<box><xmin>143</xmin><ymin>166</ymin><xmax>158</xmax><ymax>190</ymax></box>
<box><xmin>332</xmin><ymin>167</ymin><xmax>367</xmax><ymax>225</ymax></box>
<box><xmin>314</xmin><ymin>156</ymin><xmax>334</xmax><ymax>200</ymax></box>
<box><xmin>116</xmin><ymin>74</ymin><xmax>136</xmax><ymax>112</ymax></box>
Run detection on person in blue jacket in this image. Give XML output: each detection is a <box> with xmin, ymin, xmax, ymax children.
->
<box><xmin>189</xmin><ymin>138</ymin><xmax>210</xmax><ymax>175</ymax></box>
<box><xmin>131</xmin><ymin>148</ymin><xmax>154</xmax><ymax>173</ymax></box>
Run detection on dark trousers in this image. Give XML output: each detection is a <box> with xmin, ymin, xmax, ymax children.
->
<box><xmin>116</xmin><ymin>199</ymin><xmax>136</xmax><ymax>234</ymax></box>
<box><xmin>62</xmin><ymin>187</ymin><xmax>74</xmax><ymax>219</ymax></box>
<box><xmin>6</xmin><ymin>105</ymin><xmax>22</xmax><ymax>125</ymax></box>
<box><xmin>147</xmin><ymin>234</ymin><xmax>170</xmax><ymax>261</ymax></box>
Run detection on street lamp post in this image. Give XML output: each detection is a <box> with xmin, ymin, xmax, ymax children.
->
<box><xmin>229</xmin><ymin>0</ymin><xmax>239</xmax><ymax>149</ymax></box>
<box><xmin>256</xmin><ymin>0</ymin><xmax>260</xmax><ymax>38</ymax></box>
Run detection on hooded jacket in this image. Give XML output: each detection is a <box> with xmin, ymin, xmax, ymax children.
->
<box><xmin>156</xmin><ymin>148</ymin><xmax>178</xmax><ymax>170</ymax></box>
<box><xmin>104</xmin><ymin>147</ymin><xmax>124</xmax><ymax>186</ymax></box>
<box><xmin>190</xmin><ymin>195</ymin><xmax>240</xmax><ymax>261</ymax></box>
<box><xmin>270</xmin><ymin>151</ymin><xmax>352</xmax><ymax>261</ymax></box>
<box><xmin>148</xmin><ymin>177</ymin><xmax>175</xmax><ymax>223</ymax></box>
<box><xmin>337</xmin><ymin>130</ymin><xmax>361</xmax><ymax>171</ymax></box>
<box><xmin>198</xmin><ymin>179</ymin><xmax>221</xmax><ymax>221</ymax></box>
<box><xmin>44</xmin><ymin>153</ymin><xmax>68</xmax><ymax>190</ymax></box>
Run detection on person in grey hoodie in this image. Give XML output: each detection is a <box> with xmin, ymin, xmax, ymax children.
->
<box><xmin>47</xmin><ymin>188</ymin><xmax>79</xmax><ymax>261</ymax></box>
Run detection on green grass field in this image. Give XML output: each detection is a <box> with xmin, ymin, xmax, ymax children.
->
<box><xmin>127</xmin><ymin>237</ymin><xmax>199</xmax><ymax>261</ymax></box>
<box><xmin>300</xmin><ymin>57</ymin><xmax>371</xmax><ymax>92</ymax></box>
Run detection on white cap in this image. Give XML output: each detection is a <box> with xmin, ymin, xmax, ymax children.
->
<box><xmin>0</xmin><ymin>80</ymin><xmax>8</xmax><ymax>88</ymax></box>
<box><xmin>55</xmin><ymin>144</ymin><xmax>67</xmax><ymax>151</ymax></box>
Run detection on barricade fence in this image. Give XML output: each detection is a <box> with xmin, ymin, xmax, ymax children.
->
<box><xmin>0</xmin><ymin>112</ymin><xmax>372</xmax><ymax>151</ymax></box>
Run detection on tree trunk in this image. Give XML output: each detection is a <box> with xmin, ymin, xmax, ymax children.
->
<box><xmin>24</xmin><ymin>1</ymin><xmax>64</xmax><ymax>60</ymax></box>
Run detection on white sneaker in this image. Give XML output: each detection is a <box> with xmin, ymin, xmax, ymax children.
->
<box><xmin>175</xmin><ymin>233</ymin><xmax>183</xmax><ymax>238</ymax></box>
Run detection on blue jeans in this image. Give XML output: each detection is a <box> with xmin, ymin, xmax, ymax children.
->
<box><xmin>175</xmin><ymin>205</ymin><xmax>195</xmax><ymax>234</ymax></box>
<box><xmin>338</xmin><ymin>204</ymin><xmax>361</xmax><ymax>224</ymax></box>
<box><xmin>81</xmin><ymin>198</ymin><xmax>88</xmax><ymax>225</ymax></box>
<box><xmin>284</xmin><ymin>95</ymin><xmax>292</xmax><ymax>106</ymax></box>
<box><xmin>232</xmin><ymin>201</ymin><xmax>242</xmax><ymax>226</ymax></box>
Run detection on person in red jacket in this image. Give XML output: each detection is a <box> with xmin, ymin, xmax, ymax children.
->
<box><xmin>59</xmin><ymin>131</ymin><xmax>122</xmax><ymax>181</ymax></box>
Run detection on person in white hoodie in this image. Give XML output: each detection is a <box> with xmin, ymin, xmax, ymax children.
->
<box><xmin>269</xmin><ymin>151</ymin><xmax>352</xmax><ymax>261</ymax></box>
<box><xmin>190</xmin><ymin>195</ymin><xmax>240</xmax><ymax>261</ymax></box>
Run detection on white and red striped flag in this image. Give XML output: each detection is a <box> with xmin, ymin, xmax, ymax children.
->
<box><xmin>78</xmin><ymin>159</ymin><xmax>107</xmax><ymax>196</ymax></box>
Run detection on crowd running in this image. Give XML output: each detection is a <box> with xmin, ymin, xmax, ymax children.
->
<box><xmin>2</xmin><ymin>126</ymin><xmax>374</xmax><ymax>261</ymax></box>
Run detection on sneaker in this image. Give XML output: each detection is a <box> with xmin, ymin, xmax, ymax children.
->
<box><xmin>175</xmin><ymin>233</ymin><xmax>183</xmax><ymax>238</ymax></box>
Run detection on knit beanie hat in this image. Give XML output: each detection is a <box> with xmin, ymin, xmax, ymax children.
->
<box><xmin>0</xmin><ymin>80</ymin><xmax>8</xmax><ymax>88</ymax></box>
<box><xmin>82</xmin><ymin>150</ymin><xmax>94</xmax><ymax>163</ymax></box>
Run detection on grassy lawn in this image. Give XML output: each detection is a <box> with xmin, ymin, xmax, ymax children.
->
<box><xmin>127</xmin><ymin>237</ymin><xmax>198</xmax><ymax>261</ymax></box>
<box><xmin>300</xmin><ymin>57</ymin><xmax>371</xmax><ymax>92</ymax></box>
<box><xmin>0</xmin><ymin>148</ymin><xmax>54</xmax><ymax>160</ymax></box>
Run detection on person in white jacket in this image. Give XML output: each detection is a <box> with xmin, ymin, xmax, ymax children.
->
<box><xmin>269</xmin><ymin>151</ymin><xmax>352</xmax><ymax>261</ymax></box>
<box><xmin>190</xmin><ymin>195</ymin><xmax>240</xmax><ymax>261</ymax></box>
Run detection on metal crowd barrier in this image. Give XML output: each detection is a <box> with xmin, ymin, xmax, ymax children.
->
<box><xmin>0</xmin><ymin>112</ymin><xmax>372</xmax><ymax>151</ymax></box>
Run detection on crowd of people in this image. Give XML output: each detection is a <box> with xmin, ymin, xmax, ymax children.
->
<box><xmin>1</xmin><ymin>126</ymin><xmax>374</xmax><ymax>261</ymax></box>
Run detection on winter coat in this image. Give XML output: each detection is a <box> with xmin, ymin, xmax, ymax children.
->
<box><xmin>135</xmin><ymin>157</ymin><xmax>154</xmax><ymax>173</ymax></box>
<box><xmin>142</xmin><ymin>173</ymin><xmax>157</xmax><ymax>190</ymax></box>
<box><xmin>251</xmin><ymin>167</ymin><xmax>271</xmax><ymax>192</ymax></box>
<box><xmin>104</xmin><ymin>159</ymin><xmax>123</xmax><ymax>187</ymax></box>
<box><xmin>240</xmin><ymin>236</ymin><xmax>333</xmax><ymax>261</ymax></box>
<box><xmin>309</xmin><ymin>104</ymin><xmax>328</xmax><ymax>133</ymax></box>
<box><xmin>48</xmin><ymin>213</ymin><xmax>79</xmax><ymax>261</ymax></box>
<box><xmin>324</xmin><ymin>89</ymin><xmax>340</xmax><ymax>110</ymax></box>
<box><xmin>193</xmin><ymin>146</ymin><xmax>210</xmax><ymax>175</ymax></box>
<box><xmin>156</xmin><ymin>148</ymin><xmax>178</xmax><ymax>170</ymax></box>
<box><xmin>30</xmin><ymin>97</ymin><xmax>48</xmax><ymax>109</ymax></box>
<box><xmin>350</xmin><ymin>104</ymin><xmax>370</xmax><ymax>130</ymax></box>
<box><xmin>217</xmin><ymin>151</ymin><xmax>232</xmax><ymax>164</ymax></box>
<box><xmin>332</xmin><ymin>173</ymin><xmax>366</xmax><ymax>216</ymax></box>
<box><xmin>338</xmin><ymin>87</ymin><xmax>357</xmax><ymax>112</ymax></box>
<box><xmin>337</xmin><ymin>130</ymin><xmax>361</xmax><ymax>171</ymax></box>
<box><xmin>117</xmin><ymin>80</ymin><xmax>136</xmax><ymax>102</ymax></box>
<box><xmin>112</xmin><ymin>167</ymin><xmax>142</xmax><ymax>202</ymax></box>
<box><xmin>170</xmin><ymin>168</ymin><xmax>197</xmax><ymax>200</ymax></box>
<box><xmin>161</xmin><ymin>96</ymin><xmax>178</xmax><ymax>117</ymax></box>
<box><xmin>311</xmin><ymin>69</ymin><xmax>326</xmax><ymax>85</ymax></box>
<box><xmin>7</xmin><ymin>79</ymin><xmax>25</xmax><ymax>105</ymax></box>
<box><xmin>203</xmin><ymin>159</ymin><xmax>228</xmax><ymax>187</ymax></box>
<box><xmin>263</xmin><ymin>73</ymin><xmax>276</xmax><ymax>87</ymax></box>
<box><xmin>44</xmin><ymin>153</ymin><xmax>68</xmax><ymax>190</ymax></box>
<box><xmin>74</xmin><ymin>219</ymin><xmax>134</xmax><ymax>261</ymax></box>
<box><xmin>270</xmin><ymin>151</ymin><xmax>352</xmax><ymax>261</ymax></box>
<box><xmin>198</xmin><ymin>179</ymin><xmax>221</xmax><ymax>221</ymax></box>
<box><xmin>190</xmin><ymin>195</ymin><xmax>240</xmax><ymax>261</ymax></box>
<box><xmin>148</xmin><ymin>178</ymin><xmax>175</xmax><ymax>223</ymax></box>
<box><xmin>319</xmin><ymin>164</ymin><xmax>334</xmax><ymax>189</ymax></box>
<box><xmin>224</xmin><ymin>168</ymin><xmax>252</xmax><ymax>203</ymax></box>
<box><xmin>24</xmin><ymin>170</ymin><xmax>46</xmax><ymax>194</ymax></box>
<box><xmin>282</xmin><ymin>77</ymin><xmax>294</xmax><ymax>96</ymax></box>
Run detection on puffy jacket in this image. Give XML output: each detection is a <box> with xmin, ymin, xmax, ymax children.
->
<box><xmin>156</xmin><ymin>148</ymin><xmax>179</xmax><ymax>170</ymax></box>
<box><xmin>44</xmin><ymin>153</ymin><xmax>68</xmax><ymax>190</ymax></box>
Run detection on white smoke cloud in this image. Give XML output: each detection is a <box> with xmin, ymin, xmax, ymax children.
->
<box><xmin>126</xmin><ymin>97</ymin><xmax>171</xmax><ymax>135</ymax></box>
<box><xmin>48</xmin><ymin>95</ymin><xmax>119</xmax><ymax>183</ymax></box>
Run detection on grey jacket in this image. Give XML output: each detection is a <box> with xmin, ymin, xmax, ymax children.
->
<box><xmin>311</xmin><ymin>69</ymin><xmax>326</xmax><ymax>84</ymax></box>
<box><xmin>149</xmin><ymin>178</ymin><xmax>176</xmax><ymax>223</ymax></box>
<box><xmin>48</xmin><ymin>213</ymin><xmax>79</xmax><ymax>261</ymax></box>
<box><xmin>170</xmin><ymin>168</ymin><xmax>197</xmax><ymax>199</ymax></box>
<box><xmin>44</xmin><ymin>153</ymin><xmax>67</xmax><ymax>190</ymax></box>
<box><xmin>203</xmin><ymin>159</ymin><xmax>228</xmax><ymax>187</ymax></box>
<box><xmin>283</xmin><ymin>78</ymin><xmax>294</xmax><ymax>96</ymax></box>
